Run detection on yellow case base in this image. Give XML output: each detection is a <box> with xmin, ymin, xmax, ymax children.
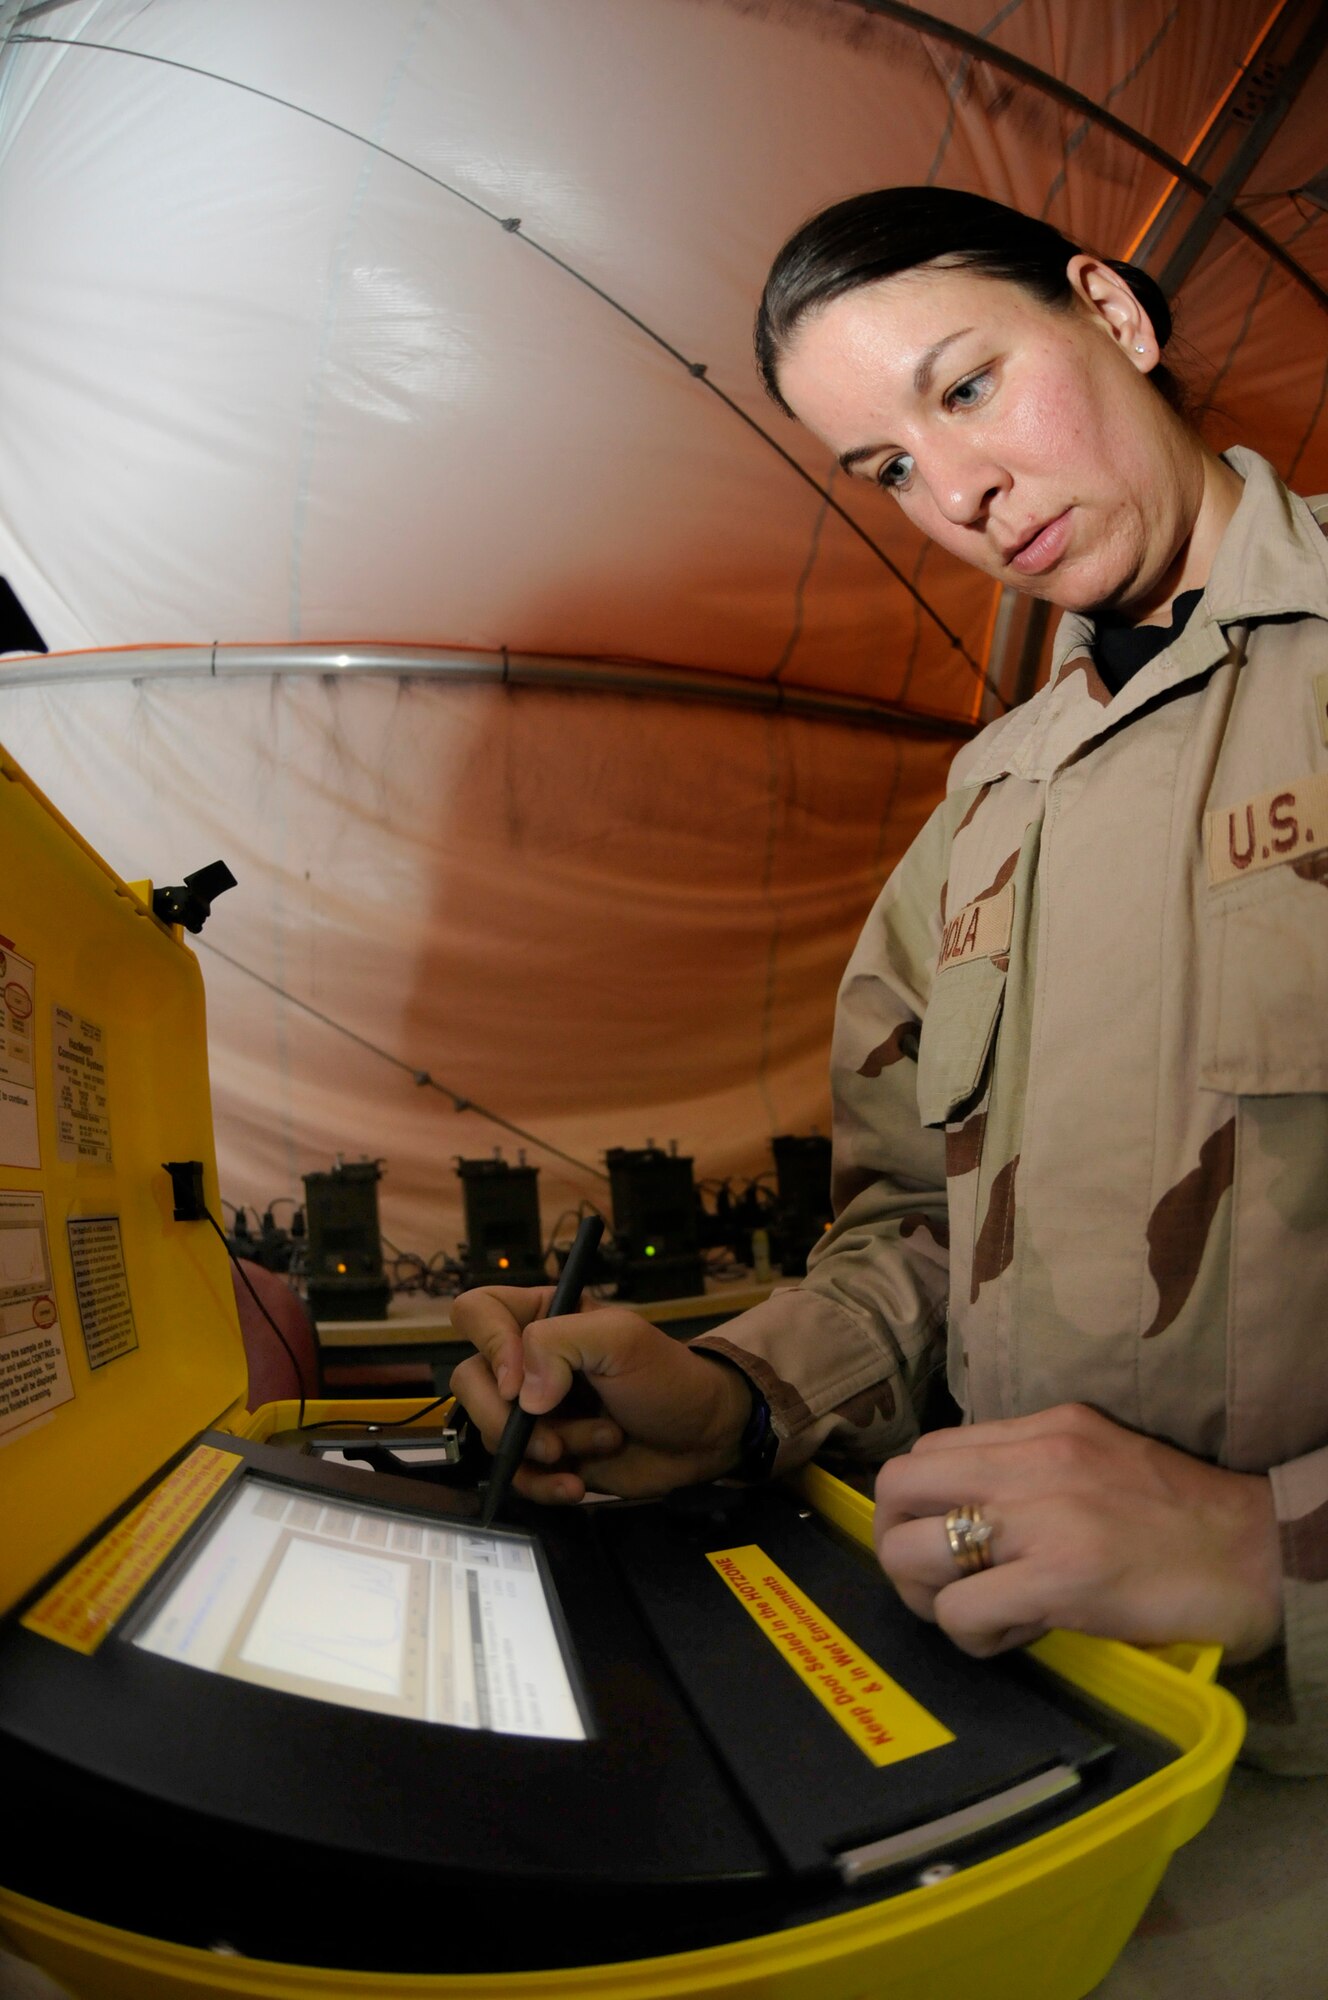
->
<box><xmin>0</xmin><ymin>1420</ymin><xmax>1245</xmax><ymax>2000</ymax></box>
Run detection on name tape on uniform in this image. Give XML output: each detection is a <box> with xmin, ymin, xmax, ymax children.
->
<box><xmin>23</xmin><ymin>1443</ymin><xmax>242</xmax><ymax>1653</ymax></box>
<box><xmin>938</xmin><ymin>879</ymin><xmax>1014</xmax><ymax>973</ymax></box>
<box><xmin>707</xmin><ymin>1545</ymin><xmax>953</xmax><ymax>1767</ymax></box>
<box><xmin>1205</xmin><ymin>771</ymin><xmax>1328</xmax><ymax>886</ymax></box>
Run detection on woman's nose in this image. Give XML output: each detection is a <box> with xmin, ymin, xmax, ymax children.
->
<box><xmin>929</xmin><ymin>450</ymin><xmax>1007</xmax><ymax>527</ymax></box>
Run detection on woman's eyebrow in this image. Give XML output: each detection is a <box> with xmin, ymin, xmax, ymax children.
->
<box><xmin>836</xmin><ymin>327</ymin><xmax>978</xmax><ymax>474</ymax></box>
<box><xmin>912</xmin><ymin>326</ymin><xmax>975</xmax><ymax>396</ymax></box>
<box><xmin>838</xmin><ymin>440</ymin><xmax>889</xmax><ymax>474</ymax></box>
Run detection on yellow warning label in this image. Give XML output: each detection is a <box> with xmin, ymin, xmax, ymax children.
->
<box><xmin>23</xmin><ymin>1443</ymin><xmax>241</xmax><ymax>1654</ymax></box>
<box><xmin>707</xmin><ymin>1545</ymin><xmax>954</xmax><ymax>1768</ymax></box>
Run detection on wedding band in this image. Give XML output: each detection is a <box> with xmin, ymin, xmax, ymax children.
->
<box><xmin>944</xmin><ymin>1504</ymin><xmax>994</xmax><ymax>1575</ymax></box>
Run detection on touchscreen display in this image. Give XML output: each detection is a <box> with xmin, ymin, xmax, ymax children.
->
<box><xmin>133</xmin><ymin>1476</ymin><xmax>586</xmax><ymax>1739</ymax></box>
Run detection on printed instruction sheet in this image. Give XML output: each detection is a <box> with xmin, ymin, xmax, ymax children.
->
<box><xmin>67</xmin><ymin>1215</ymin><xmax>138</xmax><ymax>1369</ymax></box>
<box><xmin>53</xmin><ymin>1006</ymin><xmax>113</xmax><ymax>1166</ymax></box>
<box><xmin>0</xmin><ymin>946</ymin><xmax>39</xmax><ymax>1170</ymax></box>
<box><xmin>0</xmin><ymin>1191</ymin><xmax>74</xmax><ymax>1439</ymax></box>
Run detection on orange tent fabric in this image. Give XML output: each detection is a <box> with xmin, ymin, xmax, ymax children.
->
<box><xmin>1</xmin><ymin>0</ymin><xmax>1324</xmax><ymax>1255</ymax></box>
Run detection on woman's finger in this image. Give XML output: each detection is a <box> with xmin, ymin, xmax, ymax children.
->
<box><xmin>932</xmin><ymin>1560</ymin><xmax>1052</xmax><ymax>1657</ymax></box>
<box><xmin>873</xmin><ymin>1450</ymin><xmax>998</xmax><ymax>1534</ymax></box>
<box><xmin>517</xmin><ymin>1313</ymin><xmax>751</xmax><ymax>1476</ymax></box>
<box><xmin>906</xmin><ymin>1403</ymin><xmax>1106</xmax><ymax>1456</ymax></box>
<box><xmin>544</xmin><ymin>1414</ymin><xmax>624</xmax><ymax>1461</ymax></box>
<box><xmin>876</xmin><ymin>1510</ymin><xmax>1009</xmax><ymax>1593</ymax></box>
<box><xmin>448</xmin><ymin>1353</ymin><xmax>600</xmax><ymax>1470</ymax></box>
<box><xmin>877</xmin><ymin>1510</ymin><xmax>1046</xmax><ymax>1652</ymax></box>
<box><xmin>875</xmin><ymin>1424</ymin><xmax>1113</xmax><ymax>1530</ymax></box>
<box><xmin>506</xmin><ymin>1462</ymin><xmax>588</xmax><ymax>1506</ymax></box>
<box><xmin>887</xmin><ymin>1575</ymin><xmax>942</xmax><ymax>1624</ymax></box>
<box><xmin>448</xmin><ymin>1350</ymin><xmax>514</xmax><ymax>1445</ymax></box>
<box><xmin>450</xmin><ymin>1284</ymin><xmax>556</xmax><ymax>1397</ymax></box>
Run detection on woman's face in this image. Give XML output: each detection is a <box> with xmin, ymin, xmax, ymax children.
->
<box><xmin>775</xmin><ymin>260</ymin><xmax>1199</xmax><ymax>616</ymax></box>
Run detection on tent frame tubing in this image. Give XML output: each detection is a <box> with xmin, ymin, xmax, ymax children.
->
<box><xmin>0</xmin><ymin>643</ymin><xmax>975</xmax><ymax>739</ymax></box>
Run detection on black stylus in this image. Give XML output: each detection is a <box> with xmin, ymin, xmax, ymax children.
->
<box><xmin>478</xmin><ymin>1212</ymin><xmax>605</xmax><ymax>1527</ymax></box>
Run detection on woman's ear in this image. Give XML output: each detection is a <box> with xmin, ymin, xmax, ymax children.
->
<box><xmin>1066</xmin><ymin>253</ymin><xmax>1156</xmax><ymax>369</ymax></box>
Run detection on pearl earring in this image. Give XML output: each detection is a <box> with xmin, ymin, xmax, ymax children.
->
<box><xmin>1134</xmin><ymin>342</ymin><xmax>1146</xmax><ymax>353</ymax></box>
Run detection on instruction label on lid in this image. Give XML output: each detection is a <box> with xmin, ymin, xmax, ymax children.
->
<box><xmin>0</xmin><ymin>944</ymin><xmax>40</xmax><ymax>1171</ymax></box>
<box><xmin>0</xmin><ymin>1189</ymin><xmax>72</xmax><ymax>1439</ymax></box>
<box><xmin>707</xmin><ymin>1545</ymin><xmax>953</xmax><ymax>1767</ymax></box>
<box><xmin>67</xmin><ymin>1214</ymin><xmax>138</xmax><ymax>1369</ymax></box>
<box><xmin>53</xmin><ymin>1006</ymin><xmax>112</xmax><ymax>1167</ymax></box>
<box><xmin>23</xmin><ymin>1443</ymin><xmax>242</xmax><ymax>1653</ymax></box>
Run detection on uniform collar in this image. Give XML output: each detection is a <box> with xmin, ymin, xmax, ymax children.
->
<box><xmin>1050</xmin><ymin>446</ymin><xmax>1328</xmax><ymax>681</ymax></box>
<box><xmin>954</xmin><ymin>449</ymin><xmax>1328</xmax><ymax>789</ymax></box>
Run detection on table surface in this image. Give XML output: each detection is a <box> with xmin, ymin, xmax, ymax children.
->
<box><xmin>315</xmin><ymin>1276</ymin><xmax>780</xmax><ymax>1345</ymax></box>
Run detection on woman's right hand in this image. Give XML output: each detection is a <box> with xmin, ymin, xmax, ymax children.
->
<box><xmin>449</xmin><ymin>1285</ymin><xmax>755</xmax><ymax>1504</ymax></box>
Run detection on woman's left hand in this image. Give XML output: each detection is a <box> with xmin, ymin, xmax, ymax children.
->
<box><xmin>873</xmin><ymin>1403</ymin><xmax>1283</xmax><ymax>1662</ymax></box>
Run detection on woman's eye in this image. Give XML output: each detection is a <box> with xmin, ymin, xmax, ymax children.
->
<box><xmin>945</xmin><ymin>372</ymin><xmax>992</xmax><ymax>411</ymax></box>
<box><xmin>877</xmin><ymin>453</ymin><xmax>915</xmax><ymax>491</ymax></box>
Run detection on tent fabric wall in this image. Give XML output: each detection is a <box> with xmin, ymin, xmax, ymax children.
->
<box><xmin>0</xmin><ymin>670</ymin><xmax>955</xmax><ymax>1250</ymax></box>
<box><xmin>1</xmin><ymin>0</ymin><xmax>1325</xmax><ymax>1254</ymax></box>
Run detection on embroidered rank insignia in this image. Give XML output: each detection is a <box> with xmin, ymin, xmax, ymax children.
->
<box><xmin>1206</xmin><ymin>772</ymin><xmax>1328</xmax><ymax>885</ymax></box>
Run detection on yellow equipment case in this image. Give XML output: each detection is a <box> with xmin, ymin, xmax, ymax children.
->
<box><xmin>0</xmin><ymin>739</ymin><xmax>1246</xmax><ymax>2000</ymax></box>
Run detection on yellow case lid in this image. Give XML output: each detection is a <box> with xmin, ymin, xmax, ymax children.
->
<box><xmin>1</xmin><ymin>742</ymin><xmax>246</xmax><ymax>1615</ymax></box>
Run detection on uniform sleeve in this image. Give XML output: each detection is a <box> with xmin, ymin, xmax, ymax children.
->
<box><xmin>691</xmin><ymin>800</ymin><xmax>953</xmax><ymax>1477</ymax></box>
<box><xmin>1227</xmin><ymin>1446</ymin><xmax>1328</xmax><ymax>1775</ymax></box>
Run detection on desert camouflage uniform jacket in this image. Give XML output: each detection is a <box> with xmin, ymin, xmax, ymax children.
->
<box><xmin>694</xmin><ymin>449</ymin><xmax>1328</xmax><ymax>1772</ymax></box>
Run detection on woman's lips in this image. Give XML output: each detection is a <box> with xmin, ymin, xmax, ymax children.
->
<box><xmin>1006</xmin><ymin>509</ymin><xmax>1072</xmax><ymax>576</ymax></box>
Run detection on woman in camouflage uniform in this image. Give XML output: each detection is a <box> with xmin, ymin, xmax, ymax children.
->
<box><xmin>454</xmin><ymin>189</ymin><xmax>1328</xmax><ymax>1772</ymax></box>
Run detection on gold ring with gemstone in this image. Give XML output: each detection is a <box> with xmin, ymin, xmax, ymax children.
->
<box><xmin>944</xmin><ymin>1504</ymin><xmax>994</xmax><ymax>1575</ymax></box>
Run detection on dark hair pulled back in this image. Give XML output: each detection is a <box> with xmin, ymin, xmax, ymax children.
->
<box><xmin>755</xmin><ymin>186</ymin><xmax>1186</xmax><ymax>420</ymax></box>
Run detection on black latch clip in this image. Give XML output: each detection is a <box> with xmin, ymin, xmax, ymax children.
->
<box><xmin>152</xmin><ymin>860</ymin><xmax>237</xmax><ymax>934</ymax></box>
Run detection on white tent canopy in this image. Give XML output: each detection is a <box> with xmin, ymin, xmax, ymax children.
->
<box><xmin>2</xmin><ymin>0</ymin><xmax>1325</xmax><ymax>1255</ymax></box>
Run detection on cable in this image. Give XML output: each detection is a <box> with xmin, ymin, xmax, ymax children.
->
<box><xmin>542</xmin><ymin>1208</ymin><xmax>582</xmax><ymax>1261</ymax></box>
<box><xmin>387</xmin><ymin>1252</ymin><xmax>429</xmax><ymax>1293</ymax></box>
<box><xmin>196</xmin><ymin>939</ymin><xmax>608</xmax><ymax>1183</ymax></box>
<box><xmin>15</xmin><ymin>17</ymin><xmax>1328</xmax><ymax>739</ymax></box>
<box><xmin>303</xmin><ymin>1393</ymin><xmax>455</xmax><ymax>1434</ymax></box>
<box><xmin>6</xmin><ymin>29</ymin><xmax>1006</xmax><ymax>712</ymax></box>
<box><xmin>205</xmin><ymin>1208</ymin><xmax>313</xmax><ymax>1428</ymax></box>
<box><xmin>209</xmin><ymin>1203</ymin><xmax>457</xmax><ymax>1432</ymax></box>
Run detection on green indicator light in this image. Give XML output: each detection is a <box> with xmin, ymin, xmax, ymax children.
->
<box><xmin>644</xmin><ymin>1244</ymin><xmax>656</xmax><ymax>1257</ymax></box>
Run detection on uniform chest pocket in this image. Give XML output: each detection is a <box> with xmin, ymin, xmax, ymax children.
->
<box><xmin>1199</xmin><ymin>867</ymin><xmax>1328</xmax><ymax>1095</ymax></box>
<box><xmin>916</xmin><ymin>957</ymin><xmax>1008</xmax><ymax>1127</ymax></box>
<box><xmin>1195</xmin><ymin>863</ymin><xmax>1328</xmax><ymax>1472</ymax></box>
